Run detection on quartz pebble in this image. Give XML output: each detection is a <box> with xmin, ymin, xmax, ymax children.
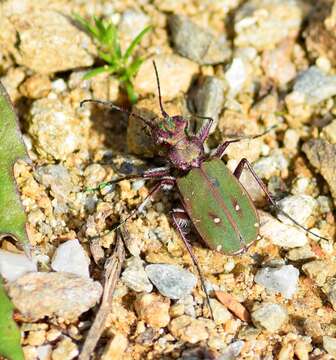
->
<box><xmin>253</xmin><ymin>150</ymin><xmax>288</xmax><ymax>179</ymax></box>
<box><xmin>121</xmin><ymin>257</ymin><xmax>153</xmax><ymax>293</ymax></box>
<box><xmin>134</xmin><ymin>293</ymin><xmax>170</xmax><ymax>328</ymax></box>
<box><xmin>221</xmin><ymin>341</ymin><xmax>245</xmax><ymax>360</ymax></box>
<box><xmin>254</xmin><ymin>265</ymin><xmax>299</xmax><ymax>299</ymax></box>
<box><xmin>7</xmin><ymin>272</ymin><xmax>102</xmax><ymax>321</ymax></box>
<box><xmin>251</xmin><ymin>302</ymin><xmax>288</xmax><ymax>332</ymax></box>
<box><xmin>145</xmin><ymin>264</ymin><xmax>197</xmax><ymax>300</ymax></box>
<box><xmin>0</xmin><ymin>249</ymin><xmax>37</xmax><ymax>282</ymax></box>
<box><xmin>259</xmin><ymin>211</ymin><xmax>308</xmax><ymax>248</ymax></box>
<box><xmin>51</xmin><ymin>239</ymin><xmax>90</xmax><ymax>278</ymax></box>
<box><xmin>168</xmin><ymin>14</ymin><xmax>231</xmax><ymax>65</ymax></box>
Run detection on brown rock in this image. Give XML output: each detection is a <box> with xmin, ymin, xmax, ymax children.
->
<box><xmin>19</xmin><ymin>74</ymin><xmax>51</xmax><ymax>99</ymax></box>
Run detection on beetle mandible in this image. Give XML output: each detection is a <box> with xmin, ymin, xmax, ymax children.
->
<box><xmin>81</xmin><ymin>61</ymin><xmax>328</xmax><ymax>317</ymax></box>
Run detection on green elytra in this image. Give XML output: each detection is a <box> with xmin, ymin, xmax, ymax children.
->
<box><xmin>177</xmin><ymin>158</ymin><xmax>259</xmax><ymax>254</ymax></box>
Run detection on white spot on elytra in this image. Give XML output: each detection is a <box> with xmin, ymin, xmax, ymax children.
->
<box><xmin>254</xmin><ymin>222</ymin><xmax>259</xmax><ymax>227</ymax></box>
<box><xmin>214</xmin><ymin>217</ymin><xmax>221</xmax><ymax>223</ymax></box>
<box><xmin>235</xmin><ymin>204</ymin><xmax>240</xmax><ymax>211</ymax></box>
<box><xmin>216</xmin><ymin>245</ymin><xmax>222</xmax><ymax>251</ymax></box>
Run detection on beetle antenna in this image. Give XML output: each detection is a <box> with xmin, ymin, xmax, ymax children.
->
<box><xmin>80</xmin><ymin>99</ymin><xmax>155</xmax><ymax>129</ymax></box>
<box><xmin>152</xmin><ymin>61</ymin><xmax>169</xmax><ymax>118</ymax></box>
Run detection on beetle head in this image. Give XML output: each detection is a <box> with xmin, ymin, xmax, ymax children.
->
<box><xmin>155</xmin><ymin>115</ymin><xmax>188</xmax><ymax>145</ymax></box>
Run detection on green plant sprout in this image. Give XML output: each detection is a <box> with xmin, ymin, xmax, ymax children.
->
<box><xmin>74</xmin><ymin>14</ymin><xmax>151</xmax><ymax>103</ymax></box>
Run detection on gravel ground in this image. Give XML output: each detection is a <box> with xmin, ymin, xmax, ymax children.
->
<box><xmin>0</xmin><ymin>0</ymin><xmax>336</xmax><ymax>359</ymax></box>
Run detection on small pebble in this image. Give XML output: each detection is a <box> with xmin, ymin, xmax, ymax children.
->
<box><xmin>8</xmin><ymin>272</ymin><xmax>102</xmax><ymax>321</ymax></box>
<box><xmin>145</xmin><ymin>264</ymin><xmax>197</xmax><ymax>300</ymax></box>
<box><xmin>0</xmin><ymin>249</ymin><xmax>37</xmax><ymax>282</ymax></box>
<box><xmin>101</xmin><ymin>333</ymin><xmax>128</xmax><ymax>360</ymax></box>
<box><xmin>286</xmin><ymin>246</ymin><xmax>316</xmax><ymax>261</ymax></box>
<box><xmin>51</xmin><ymin>239</ymin><xmax>90</xmax><ymax>278</ymax></box>
<box><xmin>254</xmin><ymin>265</ymin><xmax>300</xmax><ymax>299</ymax></box>
<box><xmin>251</xmin><ymin>302</ymin><xmax>288</xmax><ymax>332</ymax></box>
<box><xmin>51</xmin><ymin>337</ymin><xmax>78</xmax><ymax>360</ymax></box>
<box><xmin>121</xmin><ymin>257</ymin><xmax>153</xmax><ymax>293</ymax></box>
<box><xmin>277</xmin><ymin>194</ymin><xmax>317</xmax><ymax>227</ymax></box>
<box><xmin>323</xmin><ymin>336</ymin><xmax>336</xmax><ymax>357</ymax></box>
<box><xmin>209</xmin><ymin>299</ymin><xmax>233</xmax><ymax>325</ymax></box>
<box><xmin>36</xmin><ymin>345</ymin><xmax>52</xmax><ymax>360</ymax></box>
<box><xmin>134</xmin><ymin>293</ymin><xmax>170</xmax><ymax>328</ymax></box>
<box><xmin>253</xmin><ymin>150</ymin><xmax>289</xmax><ymax>180</ymax></box>
<box><xmin>220</xmin><ymin>340</ymin><xmax>245</xmax><ymax>360</ymax></box>
<box><xmin>225</xmin><ymin>57</ymin><xmax>247</xmax><ymax>97</ymax></box>
<box><xmin>302</xmin><ymin>260</ymin><xmax>336</xmax><ymax>286</ymax></box>
<box><xmin>259</xmin><ymin>211</ymin><xmax>308</xmax><ymax>248</ymax></box>
<box><xmin>168</xmin><ymin>315</ymin><xmax>212</xmax><ymax>344</ymax></box>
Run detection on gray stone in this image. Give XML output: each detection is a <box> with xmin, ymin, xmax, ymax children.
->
<box><xmin>293</xmin><ymin>66</ymin><xmax>336</xmax><ymax>105</ymax></box>
<box><xmin>168</xmin><ymin>14</ymin><xmax>231</xmax><ymax>65</ymax></box>
<box><xmin>0</xmin><ymin>10</ymin><xmax>95</xmax><ymax>74</ymax></box>
<box><xmin>145</xmin><ymin>264</ymin><xmax>197</xmax><ymax>300</ymax></box>
<box><xmin>190</xmin><ymin>76</ymin><xmax>225</xmax><ymax>133</ymax></box>
<box><xmin>251</xmin><ymin>302</ymin><xmax>288</xmax><ymax>332</ymax></box>
<box><xmin>326</xmin><ymin>278</ymin><xmax>336</xmax><ymax>311</ymax></box>
<box><xmin>7</xmin><ymin>272</ymin><xmax>102</xmax><ymax>321</ymax></box>
<box><xmin>219</xmin><ymin>341</ymin><xmax>245</xmax><ymax>360</ymax></box>
<box><xmin>121</xmin><ymin>257</ymin><xmax>153</xmax><ymax>293</ymax></box>
<box><xmin>302</xmin><ymin>139</ymin><xmax>336</xmax><ymax>207</ymax></box>
<box><xmin>254</xmin><ymin>265</ymin><xmax>299</xmax><ymax>299</ymax></box>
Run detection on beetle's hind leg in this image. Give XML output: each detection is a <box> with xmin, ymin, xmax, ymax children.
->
<box><xmin>171</xmin><ymin>209</ymin><xmax>214</xmax><ymax>320</ymax></box>
<box><xmin>233</xmin><ymin>158</ymin><xmax>330</xmax><ymax>241</ymax></box>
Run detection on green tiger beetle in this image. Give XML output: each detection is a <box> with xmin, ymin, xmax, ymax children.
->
<box><xmin>81</xmin><ymin>61</ymin><xmax>328</xmax><ymax>319</ymax></box>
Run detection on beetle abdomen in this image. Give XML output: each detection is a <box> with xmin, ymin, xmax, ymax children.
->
<box><xmin>176</xmin><ymin>158</ymin><xmax>259</xmax><ymax>254</ymax></box>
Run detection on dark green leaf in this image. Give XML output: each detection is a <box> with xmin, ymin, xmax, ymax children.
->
<box><xmin>127</xmin><ymin>57</ymin><xmax>144</xmax><ymax>78</ymax></box>
<box><xmin>124</xmin><ymin>81</ymin><xmax>138</xmax><ymax>104</ymax></box>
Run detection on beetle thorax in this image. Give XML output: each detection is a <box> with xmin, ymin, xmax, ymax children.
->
<box><xmin>168</xmin><ymin>137</ymin><xmax>205</xmax><ymax>170</ymax></box>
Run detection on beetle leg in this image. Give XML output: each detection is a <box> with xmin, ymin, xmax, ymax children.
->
<box><xmin>213</xmin><ymin>126</ymin><xmax>277</xmax><ymax>159</ymax></box>
<box><xmin>87</xmin><ymin>167</ymin><xmax>171</xmax><ymax>192</ymax></box>
<box><xmin>113</xmin><ymin>177</ymin><xmax>176</xmax><ymax>230</ymax></box>
<box><xmin>171</xmin><ymin>209</ymin><xmax>214</xmax><ymax>320</ymax></box>
<box><xmin>233</xmin><ymin>158</ymin><xmax>330</xmax><ymax>241</ymax></box>
<box><xmin>196</xmin><ymin>117</ymin><xmax>214</xmax><ymax>143</ymax></box>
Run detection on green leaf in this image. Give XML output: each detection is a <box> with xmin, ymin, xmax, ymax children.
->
<box><xmin>83</xmin><ymin>66</ymin><xmax>113</xmax><ymax>80</ymax></box>
<box><xmin>98</xmin><ymin>50</ymin><xmax>114</xmax><ymax>64</ymax></box>
<box><xmin>127</xmin><ymin>57</ymin><xmax>144</xmax><ymax>78</ymax></box>
<box><xmin>0</xmin><ymin>82</ymin><xmax>29</xmax><ymax>245</ymax></box>
<box><xmin>73</xmin><ymin>13</ymin><xmax>100</xmax><ymax>39</ymax></box>
<box><xmin>0</xmin><ymin>82</ymin><xmax>27</xmax><ymax>360</ymax></box>
<box><xmin>0</xmin><ymin>278</ymin><xmax>23</xmax><ymax>360</ymax></box>
<box><xmin>124</xmin><ymin>81</ymin><xmax>138</xmax><ymax>104</ymax></box>
<box><xmin>123</xmin><ymin>25</ymin><xmax>152</xmax><ymax>61</ymax></box>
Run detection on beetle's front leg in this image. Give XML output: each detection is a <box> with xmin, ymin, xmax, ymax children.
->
<box><xmin>233</xmin><ymin>158</ymin><xmax>329</xmax><ymax>241</ymax></box>
<box><xmin>171</xmin><ymin>209</ymin><xmax>214</xmax><ymax>320</ymax></box>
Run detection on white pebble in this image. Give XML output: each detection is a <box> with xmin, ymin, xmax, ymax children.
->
<box><xmin>0</xmin><ymin>250</ymin><xmax>37</xmax><ymax>282</ymax></box>
<box><xmin>51</xmin><ymin>239</ymin><xmax>90</xmax><ymax>278</ymax></box>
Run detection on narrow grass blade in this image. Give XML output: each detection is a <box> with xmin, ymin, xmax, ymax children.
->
<box><xmin>123</xmin><ymin>25</ymin><xmax>151</xmax><ymax>61</ymax></box>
